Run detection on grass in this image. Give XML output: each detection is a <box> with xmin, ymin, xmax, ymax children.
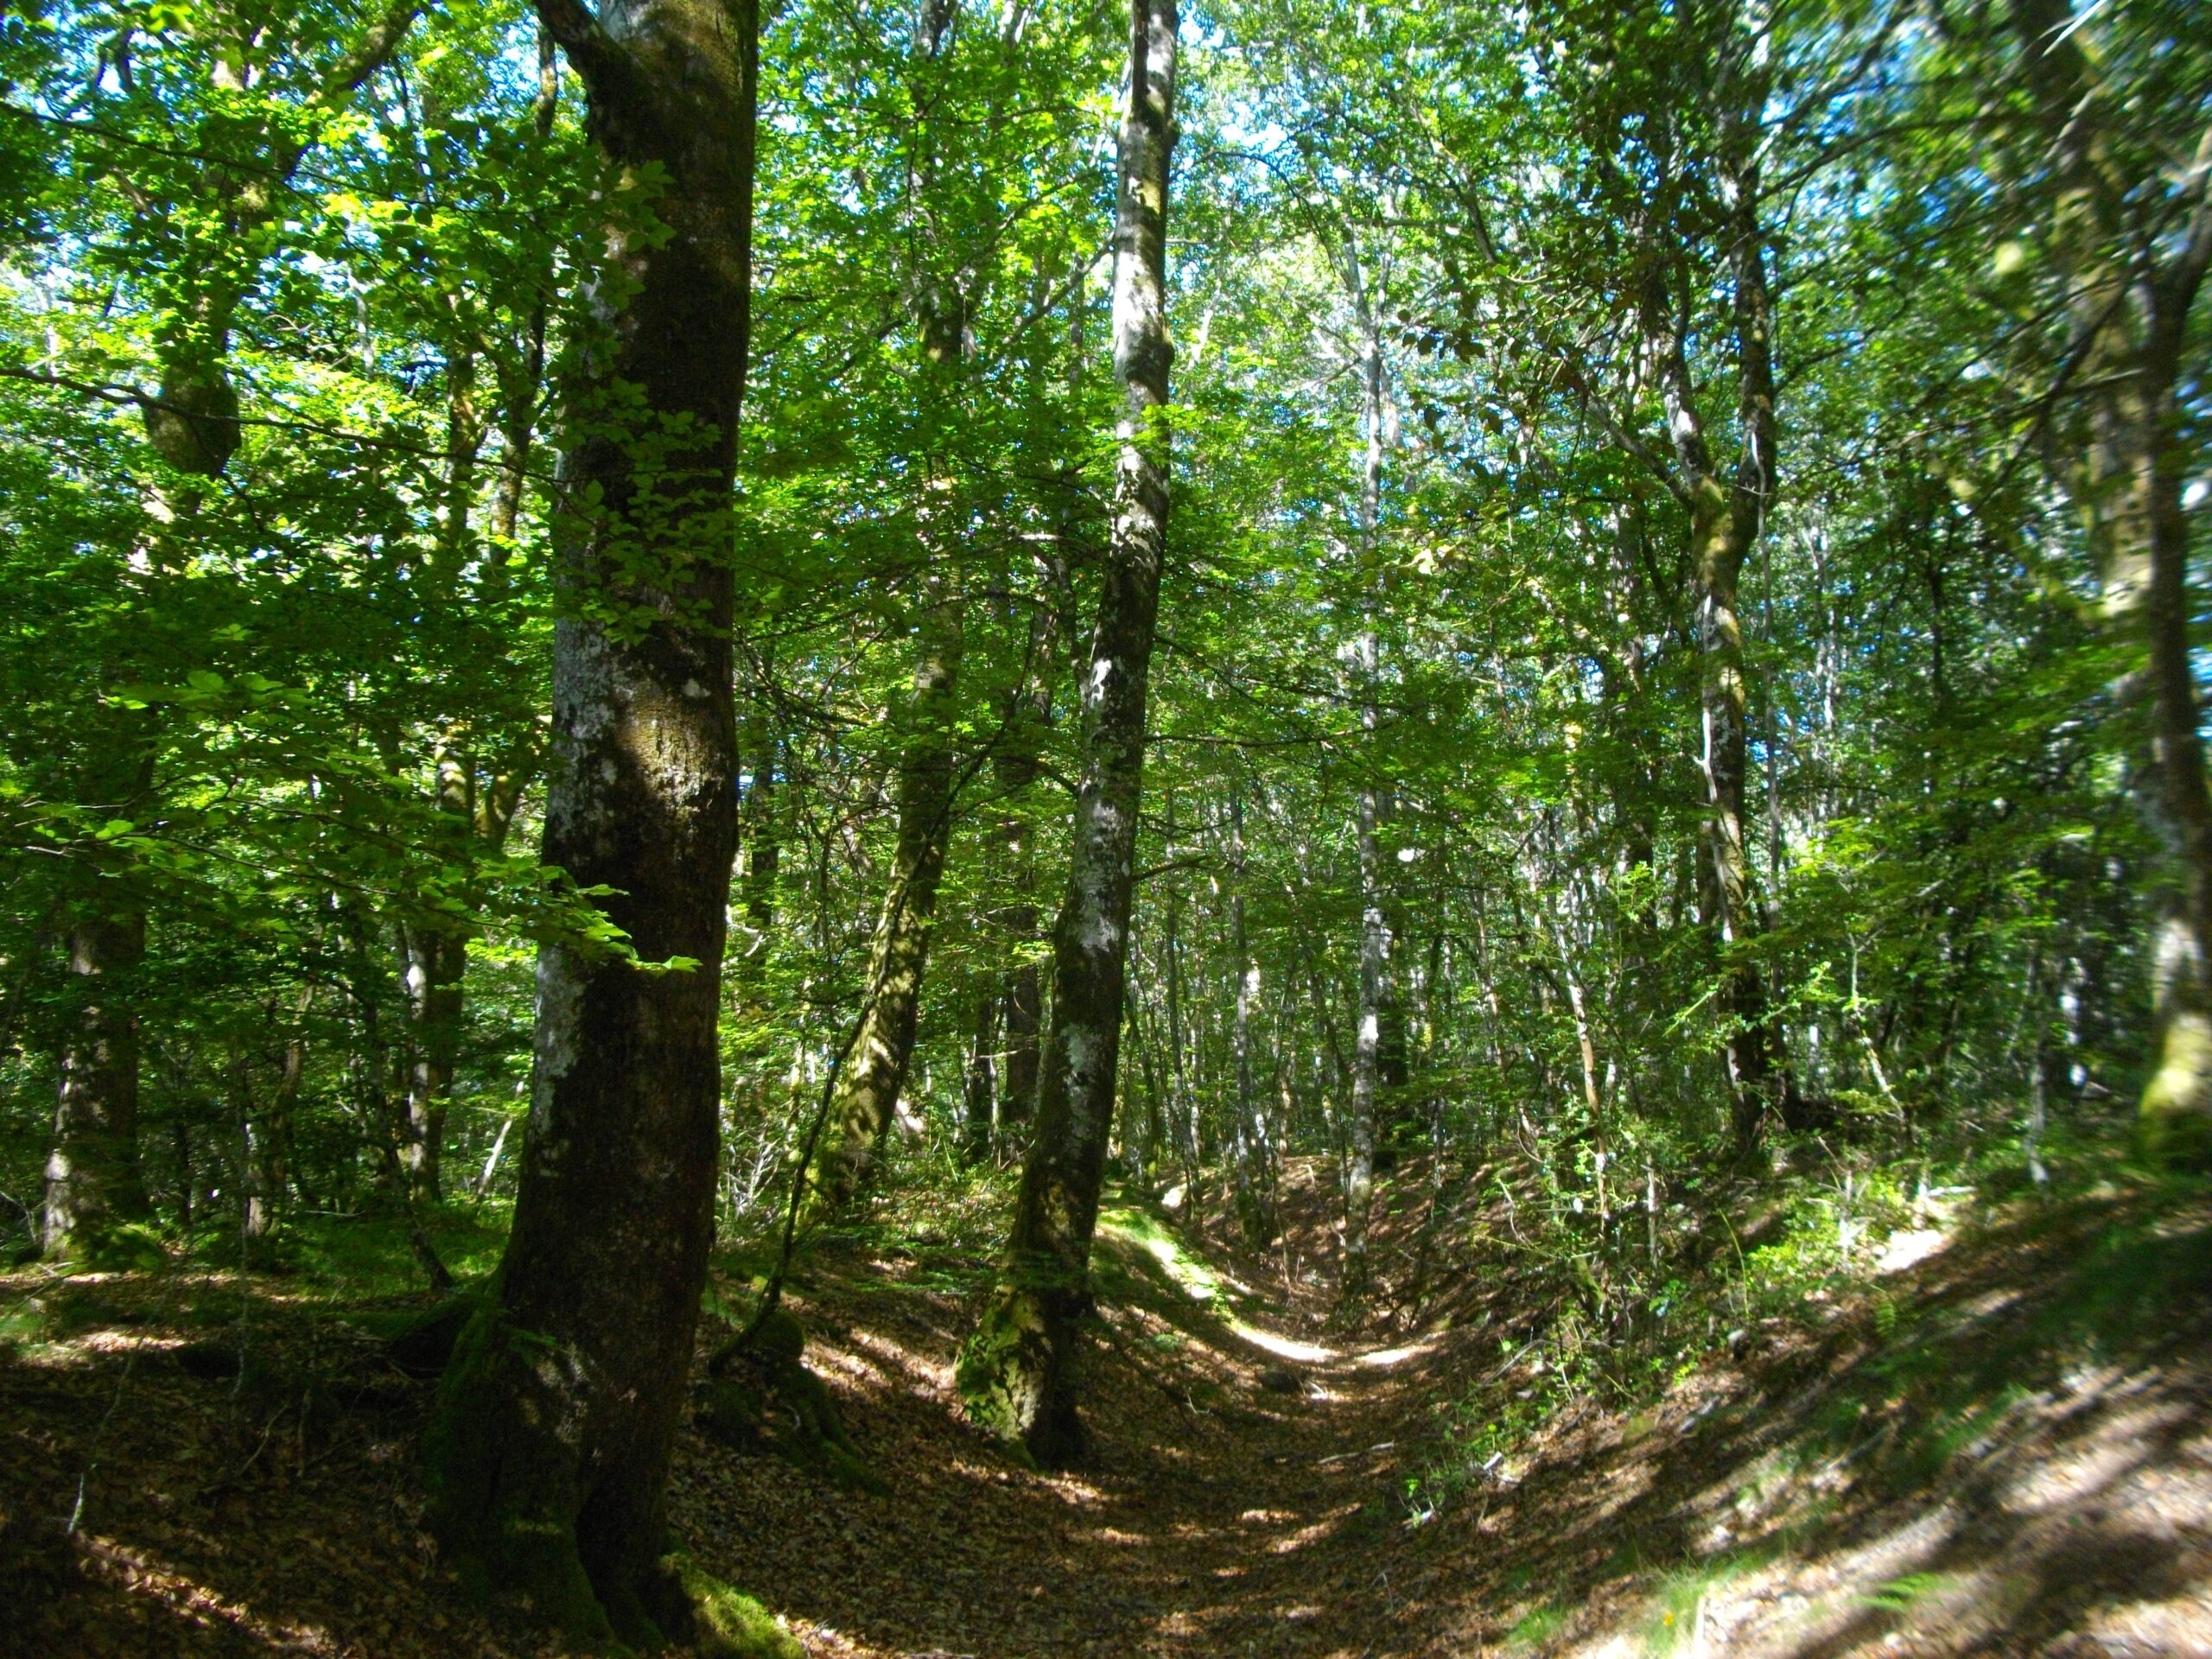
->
<box><xmin>1506</xmin><ymin>1603</ymin><xmax>1567</xmax><ymax>1649</ymax></box>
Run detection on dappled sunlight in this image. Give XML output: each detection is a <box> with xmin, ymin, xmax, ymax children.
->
<box><xmin>1353</xmin><ymin>1341</ymin><xmax>1433</xmax><ymax>1370</ymax></box>
<box><xmin>1228</xmin><ymin>1322</ymin><xmax>1336</xmax><ymax>1362</ymax></box>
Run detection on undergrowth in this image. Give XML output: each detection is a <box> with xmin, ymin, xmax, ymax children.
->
<box><xmin>1402</xmin><ymin>1113</ymin><xmax>2208</xmax><ymax>1527</ymax></box>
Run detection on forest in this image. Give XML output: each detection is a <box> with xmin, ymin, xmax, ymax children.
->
<box><xmin>0</xmin><ymin>0</ymin><xmax>2209</xmax><ymax>1652</ymax></box>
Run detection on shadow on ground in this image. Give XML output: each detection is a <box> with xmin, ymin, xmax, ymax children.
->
<box><xmin>1</xmin><ymin>1169</ymin><xmax>2207</xmax><ymax>1658</ymax></box>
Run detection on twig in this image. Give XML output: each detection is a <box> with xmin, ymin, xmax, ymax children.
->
<box><xmin>67</xmin><ymin>1352</ymin><xmax>136</xmax><ymax>1535</ymax></box>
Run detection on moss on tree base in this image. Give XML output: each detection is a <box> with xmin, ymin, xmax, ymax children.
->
<box><xmin>699</xmin><ymin>1309</ymin><xmax>886</xmax><ymax>1493</ymax></box>
<box><xmin>2139</xmin><ymin>1011</ymin><xmax>2212</xmax><ymax>1171</ymax></box>
<box><xmin>955</xmin><ymin>1281</ymin><xmax>1075</xmax><ymax>1468</ymax></box>
<box><xmin>425</xmin><ymin>1302</ymin><xmax>799</xmax><ymax>1654</ymax></box>
<box><xmin>423</xmin><ymin>1300</ymin><xmax>622</xmax><ymax>1646</ymax></box>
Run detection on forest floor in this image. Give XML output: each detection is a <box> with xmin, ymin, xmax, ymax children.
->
<box><xmin>2</xmin><ymin>1154</ymin><xmax>2209</xmax><ymax>1659</ymax></box>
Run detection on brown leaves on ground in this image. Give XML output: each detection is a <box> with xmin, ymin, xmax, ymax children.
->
<box><xmin>2</xmin><ymin>1165</ymin><xmax>2208</xmax><ymax>1658</ymax></box>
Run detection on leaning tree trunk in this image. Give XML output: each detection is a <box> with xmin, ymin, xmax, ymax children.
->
<box><xmin>812</xmin><ymin>583</ymin><xmax>963</xmax><ymax>1209</ymax></box>
<box><xmin>957</xmin><ymin>0</ymin><xmax>1176</xmax><ymax>1469</ymax></box>
<box><xmin>423</xmin><ymin>0</ymin><xmax>763</xmax><ymax>1644</ymax></box>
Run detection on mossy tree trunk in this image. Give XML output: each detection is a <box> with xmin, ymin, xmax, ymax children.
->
<box><xmin>423</xmin><ymin>0</ymin><xmax>760</xmax><ymax>1642</ymax></box>
<box><xmin>958</xmin><ymin>0</ymin><xmax>1175</xmax><ymax>1469</ymax></box>
<box><xmin>2010</xmin><ymin>0</ymin><xmax>2212</xmax><ymax>1166</ymax></box>
<box><xmin>44</xmin><ymin>910</ymin><xmax>153</xmax><ymax>1255</ymax></box>
<box><xmin>810</xmin><ymin>6</ymin><xmax>976</xmax><ymax>1209</ymax></box>
<box><xmin>813</xmin><ymin>582</ymin><xmax>963</xmax><ymax>1208</ymax></box>
<box><xmin>1625</xmin><ymin>35</ymin><xmax>1802</xmax><ymax>1159</ymax></box>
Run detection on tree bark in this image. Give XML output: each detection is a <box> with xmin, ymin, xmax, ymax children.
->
<box><xmin>813</xmin><ymin>585</ymin><xmax>963</xmax><ymax>1207</ymax></box>
<box><xmin>423</xmin><ymin>0</ymin><xmax>760</xmax><ymax>1641</ymax></box>
<box><xmin>1229</xmin><ymin>791</ymin><xmax>1274</xmax><ymax>1244</ymax></box>
<box><xmin>1634</xmin><ymin>78</ymin><xmax>1802</xmax><ymax>1159</ymax></box>
<box><xmin>963</xmin><ymin>972</ymin><xmax>999</xmax><ymax>1163</ymax></box>
<box><xmin>2011</xmin><ymin>0</ymin><xmax>2212</xmax><ymax>1164</ymax></box>
<box><xmin>43</xmin><ymin>912</ymin><xmax>153</xmax><ymax>1255</ymax></box>
<box><xmin>1342</xmin><ymin>284</ymin><xmax>1390</xmax><ymax>1301</ymax></box>
<box><xmin>811</xmin><ymin>3</ymin><xmax>986</xmax><ymax>1203</ymax></box>
<box><xmin>989</xmin><ymin>550</ymin><xmax>1067</xmax><ymax>1158</ymax></box>
<box><xmin>957</xmin><ymin>0</ymin><xmax>1175</xmax><ymax>1467</ymax></box>
<box><xmin>44</xmin><ymin>0</ymin><xmax>429</xmax><ymax>1256</ymax></box>
<box><xmin>398</xmin><ymin>921</ymin><xmax>466</xmax><ymax>1203</ymax></box>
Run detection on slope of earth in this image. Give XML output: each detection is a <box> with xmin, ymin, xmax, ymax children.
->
<box><xmin>1</xmin><ymin>1163</ymin><xmax>2207</xmax><ymax>1659</ymax></box>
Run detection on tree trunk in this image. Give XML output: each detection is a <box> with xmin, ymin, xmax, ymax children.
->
<box><xmin>990</xmin><ymin>559</ymin><xmax>1065</xmax><ymax>1159</ymax></box>
<box><xmin>2009</xmin><ymin>0</ymin><xmax>2212</xmax><ymax>1163</ymax></box>
<box><xmin>45</xmin><ymin>1</ymin><xmax>429</xmax><ymax>1258</ymax></box>
<box><xmin>1161</xmin><ymin>795</ymin><xmax>1199</xmax><ymax>1217</ymax></box>
<box><xmin>813</xmin><ymin>586</ymin><xmax>963</xmax><ymax>1208</ymax></box>
<box><xmin>423</xmin><ymin>0</ymin><xmax>760</xmax><ymax>1642</ymax></box>
<box><xmin>1636</xmin><ymin>87</ymin><xmax>1802</xmax><ymax>1159</ymax></box>
<box><xmin>812</xmin><ymin>10</ymin><xmax>983</xmax><ymax>1203</ymax></box>
<box><xmin>1344</xmin><ymin>734</ymin><xmax>1385</xmax><ymax>1301</ymax></box>
<box><xmin>957</xmin><ymin>0</ymin><xmax>1175</xmax><ymax>1467</ymax></box>
<box><xmin>963</xmin><ymin>974</ymin><xmax>998</xmax><ymax>1163</ymax></box>
<box><xmin>43</xmin><ymin>912</ymin><xmax>152</xmax><ymax>1255</ymax></box>
<box><xmin>1229</xmin><ymin>792</ymin><xmax>1274</xmax><ymax>1244</ymax></box>
<box><xmin>398</xmin><ymin>922</ymin><xmax>466</xmax><ymax>1203</ymax></box>
<box><xmin>2133</xmin><ymin>298</ymin><xmax>2212</xmax><ymax>1164</ymax></box>
<box><xmin>1342</xmin><ymin>289</ymin><xmax>1390</xmax><ymax>1301</ymax></box>
<box><xmin>1688</xmin><ymin>483</ymin><xmax>1791</xmax><ymax>1154</ymax></box>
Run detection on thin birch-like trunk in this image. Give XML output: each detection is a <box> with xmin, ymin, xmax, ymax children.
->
<box><xmin>957</xmin><ymin>0</ymin><xmax>1176</xmax><ymax>1465</ymax></box>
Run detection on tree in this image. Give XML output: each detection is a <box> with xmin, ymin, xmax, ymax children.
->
<box><xmin>421</xmin><ymin>0</ymin><xmax>769</xmax><ymax>1639</ymax></box>
<box><xmin>1999</xmin><ymin>0</ymin><xmax>2212</xmax><ymax>1164</ymax></box>
<box><xmin>40</xmin><ymin>0</ymin><xmax>429</xmax><ymax>1257</ymax></box>
<box><xmin>958</xmin><ymin>0</ymin><xmax>1178</xmax><ymax>1467</ymax></box>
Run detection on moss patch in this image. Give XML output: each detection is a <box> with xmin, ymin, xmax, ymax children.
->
<box><xmin>954</xmin><ymin>1282</ymin><xmax>1050</xmax><ymax>1455</ymax></box>
<box><xmin>665</xmin><ymin>1554</ymin><xmax>804</xmax><ymax>1659</ymax></box>
<box><xmin>700</xmin><ymin>1312</ymin><xmax>886</xmax><ymax>1494</ymax></box>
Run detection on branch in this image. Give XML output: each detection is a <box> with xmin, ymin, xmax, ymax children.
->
<box><xmin>318</xmin><ymin>0</ymin><xmax>429</xmax><ymax>110</ymax></box>
<box><xmin>531</xmin><ymin>0</ymin><xmax>645</xmax><ymax>132</ymax></box>
<box><xmin>2154</xmin><ymin>121</ymin><xmax>2212</xmax><ymax>338</ymax></box>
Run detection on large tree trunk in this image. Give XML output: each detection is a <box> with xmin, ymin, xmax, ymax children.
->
<box><xmin>957</xmin><ymin>0</ymin><xmax>1175</xmax><ymax>1468</ymax></box>
<box><xmin>44</xmin><ymin>912</ymin><xmax>153</xmax><ymax>1255</ymax></box>
<box><xmin>423</xmin><ymin>0</ymin><xmax>761</xmax><ymax>1642</ymax></box>
<box><xmin>2010</xmin><ymin>0</ymin><xmax>2212</xmax><ymax>1164</ymax></box>
<box><xmin>2132</xmin><ymin>301</ymin><xmax>2212</xmax><ymax>1164</ymax></box>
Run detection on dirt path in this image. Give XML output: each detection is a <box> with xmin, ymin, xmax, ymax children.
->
<box><xmin>4</xmin><ymin>1177</ymin><xmax>2210</xmax><ymax>1658</ymax></box>
<box><xmin>683</xmin><ymin>1222</ymin><xmax>1455</xmax><ymax>1659</ymax></box>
